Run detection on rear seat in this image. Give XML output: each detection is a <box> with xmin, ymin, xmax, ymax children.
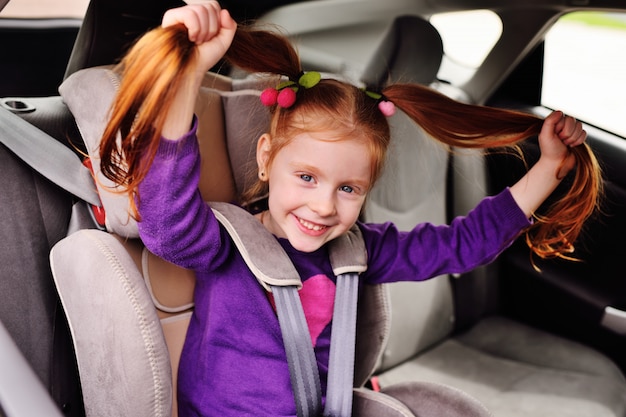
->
<box><xmin>360</xmin><ymin>15</ymin><xmax>626</xmax><ymax>417</ymax></box>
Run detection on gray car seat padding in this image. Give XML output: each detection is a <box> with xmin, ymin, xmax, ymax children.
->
<box><xmin>209</xmin><ymin>202</ymin><xmax>303</xmax><ymax>289</ymax></box>
<box><xmin>57</xmin><ymin>66</ymin><xmax>259</xmax><ymax>238</ymax></box>
<box><xmin>352</xmin><ymin>382</ymin><xmax>493</xmax><ymax>417</ymax></box>
<box><xmin>50</xmin><ymin>229</ymin><xmax>173</xmax><ymax>417</ymax></box>
<box><xmin>381</xmin><ymin>382</ymin><xmax>492</xmax><ymax>417</ymax></box>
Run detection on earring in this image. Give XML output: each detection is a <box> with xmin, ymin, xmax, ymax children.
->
<box><xmin>259</xmin><ymin>170</ymin><xmax>266</xmax><ymax>180</ymax></box>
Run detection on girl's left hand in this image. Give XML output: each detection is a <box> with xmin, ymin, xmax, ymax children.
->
<box><xmin>538</xmin><ymin>110</ymin><xmax>587</xmax><ymax>178</ymax></box>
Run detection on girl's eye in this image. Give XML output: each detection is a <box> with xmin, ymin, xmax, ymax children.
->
<box><xmin>300</xmin><ymin>174</ymin><xmax>313</xmax><ymax>182</ymax></box>
<box><xmin>340</xmin><ymin>185</ymin><xmax>354</xmax><ymax>194</ymax></box>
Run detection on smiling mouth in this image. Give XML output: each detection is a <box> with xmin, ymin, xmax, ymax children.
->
<box><xmin>298</xmin><ymin>217</ymin><xmax>328</xmax><ymax>232</ymax></box>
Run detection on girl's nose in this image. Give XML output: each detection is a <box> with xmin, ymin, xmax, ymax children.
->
<box><xmin>309</xmin><ymin>189</ymin><xmax>337</xmax><ymax>217</ymax></box>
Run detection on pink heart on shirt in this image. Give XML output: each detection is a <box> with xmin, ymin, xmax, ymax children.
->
<box><xmin>299</xmin><ymin>274</ymin><xmax>336</xmax><ymax>346</ymax></box>
<box><xmin>267</xmin><ymin>274</ymin><xmax>335</xmax><ymax>346</ymax></box>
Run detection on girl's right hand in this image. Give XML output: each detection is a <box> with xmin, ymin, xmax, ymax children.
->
<box><xmin>162</xmin><ymin>2</ymin><xmax>237</xmax><ymax>75</ymax></box>
<box><xmin>159</xmin><ymin>2</ymin><xmax>237</xmax><ymax>139</ymax></box>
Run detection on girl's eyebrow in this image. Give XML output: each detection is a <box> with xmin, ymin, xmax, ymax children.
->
<box><xmin>289</xmin><ymin>161</ymin><xmax>320</xmax><ymax>175</ymax></box>
<box><xmin>291</xmin><ymin>161</ymin><xmax>371</xmax><ymax>190</ymax></box>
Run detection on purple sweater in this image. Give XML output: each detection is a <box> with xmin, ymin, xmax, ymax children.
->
<box><xmin>137</xmin><ymin>124</ymin><xmax>531</xmax><ymax>417</ymax></box>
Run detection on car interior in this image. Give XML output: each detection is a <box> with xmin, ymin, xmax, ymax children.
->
<box><xmin>1</xmin><ymin>0</ymin><xmax>626</xmax><ymax>416</ymax></box>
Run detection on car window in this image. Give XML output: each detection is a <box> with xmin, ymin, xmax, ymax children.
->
<box><xmin>430</xmin><ymin>10</ymin><xmax>502</xmax><ymax>84</ymax></box>
<box><xmin>542</xmin><ymin>12</ymin><xmax>626</xmax><ymax>138</ymax></box>
<box><xmin>430</xmin><ymin>10</ymin><xmax>502</xmax><ymax>68</ymax></box>
<box><xmin>0</xmin><ymin>0</ymin><xmax>89</xmax><ymax>18</ymax></box>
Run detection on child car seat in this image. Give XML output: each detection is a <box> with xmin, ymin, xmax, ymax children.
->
<box><xmin>49</xmin><ymin>63</ymin><xmax>493</xmax><ymax>417</ymax></box>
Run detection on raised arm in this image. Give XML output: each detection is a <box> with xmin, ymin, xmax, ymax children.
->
<box><xmin>159</xmin><ymin>2</ymin><xmax>237</xmax><ymax>139</ymax></box>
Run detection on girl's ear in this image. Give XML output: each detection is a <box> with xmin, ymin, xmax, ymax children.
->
<box><xmin>256</xmin><ymin>133</ymin><xmax>272</xmax><ymax>181</ymax></box>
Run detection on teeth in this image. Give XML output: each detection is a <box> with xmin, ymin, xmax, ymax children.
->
<box><xmin>299</xmin><ymin>218</ymin><xmax>327</xmax><ymax>231</ymax></box>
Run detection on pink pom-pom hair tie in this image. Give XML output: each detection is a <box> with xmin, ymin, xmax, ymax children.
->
<box><xmin>363</xmin><ymin>88</ymin><xmax>396</xmax><ymax>117</ymax></box>
<box><xmin>377</xmin><ymin>100</ymin><xmax>396</xmax><ymax>117</ymax></box>
<box><xmin>260</xmin><ymin>71</ymin><xmax>322</xmax><ymax>109</ymax></box>
<box><xmin>260</xmin><ymin>88</ymin><xmax>279</xmax><ymax>106</ymax></box>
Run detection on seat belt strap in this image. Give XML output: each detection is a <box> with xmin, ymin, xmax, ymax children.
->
<box><xmin>324</xmin><ymin>272</ymin><xmax>360</xmax><ymax>417</ymax></box>
<box><xmin>273</xmin><ymin>286</ymin><xmax>323</xmax><ymax>417</ymax></box>
<box><xmin>325</xmin><ymin>225</ymin><xmax>368</xmax><ymax>417</ymax></box>
<box><xmin>0</xmin><ymin>107</ymin><xmax>101</xmax><ymax>207</ymax></box>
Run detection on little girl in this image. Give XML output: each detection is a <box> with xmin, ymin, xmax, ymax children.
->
<box><xmin>99</xmin><ymin>3</ymin><xmax>598</xmax><ymax>416</ymax></box>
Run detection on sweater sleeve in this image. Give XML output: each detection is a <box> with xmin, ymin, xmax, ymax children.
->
<box><xmin>136</xmin><ymin>119</ymin><xmax>227</xmax><ymax>272</ymax></box>
<box><xmin>361</xmin><ymin>188</ymin><xmax>531</xmax><ymax>284</ymax></box>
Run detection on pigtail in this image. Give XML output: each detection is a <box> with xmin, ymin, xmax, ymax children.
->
<box><xmin>384</xmin><ymin>83</ymin><xmax>602</xmax><ymax>263</ymax></box>
<box><xmin>526</xmin><ymin>145</ymin><xmax>602</xmax><ymax>261</ymax></box>
<box><xmin>226</xmin><ymin>27</ymin><xmax>302</xmax><ymax>79</ymax></box>
<box><xmin>384</xmin><ymin>83</ymin><xmax>544</xmax><ymax>146</ymax></box>
<box><xmin>99</xmin><ymin>24</ymin><xmax>198</xmax><ymax>217</ymax></box>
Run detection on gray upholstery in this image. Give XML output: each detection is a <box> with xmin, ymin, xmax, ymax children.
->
<box><xmin>353</xmin><ymin>381</ymin><xmax>493</xmax><ymax>417</ymax></box>
<box><xmin>0</xmin><ymin>141</ymin><xmax>81</xmax><ymax>414</ymax></box>
<box><xmin>58</xmin><ymin>68</ymin><xmax>273</xmax><ymax>235</ymax></box>
<box><xmin>378</xmin><ymin>317</ymin><xmax>626</xmax><ymax>417</ymax></box>
<box><xmin>50</xmin><ymin>229</ymin><xmax>172</xmax><ymax>417</ymax></box>
<box><xmin>353</xmin><ymin>388</ymin><xmax>414</xmax><ymax>417</ymax></box>
<box><xmin>362</xmin><ymin>15</ymin><xmax>626</xmax><ymax>417</ymax></box>
<box><xmin>55</xmin><ymin>66</ymin><xmax>277</xmax><ymax>417</ymax></box>
<box><xmin>362</xmin><ymin>15</ymin><xmax>454</xmax><ymax>373</ymax></box>
<box><xmin>382</xmin><ymin>382</ymin><xmax>492</xmax><ymax>417</ymax></box>
<box><xmin>59</xmin><ymin>67</ymin><xmax>139</xmax><ymax>238</ymax></box>
<box><xmin>361</xmin><ymin>15</ymin><xmax>443</xmax><ymax>88</ymax></box>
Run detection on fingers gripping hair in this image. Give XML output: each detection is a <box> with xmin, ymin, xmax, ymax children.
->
<box><xmin>100</xmin><ymin>24</ymin><xmax>198</xmax><ymax>218</ymax></box>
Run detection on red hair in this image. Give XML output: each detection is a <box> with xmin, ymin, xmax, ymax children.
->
<box><xmin>100</xmin><ymin>24</ymin><xmax>602</xmax><ymax>261</ymax></box>
<box><xmin>99</xmin><ymin>24</ymin><xmax>198</xmax><ymax>216</ymax></box>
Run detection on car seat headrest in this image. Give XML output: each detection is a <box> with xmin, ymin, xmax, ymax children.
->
<box><xmin>360</xmin><ymin>15</ymin><xmax>443</xmax><ymax>88</ymax></box>
<box><xmin>59</xmin><ymin>67</ymin><xmax>271</xmax><ymax>238</ymax></box>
